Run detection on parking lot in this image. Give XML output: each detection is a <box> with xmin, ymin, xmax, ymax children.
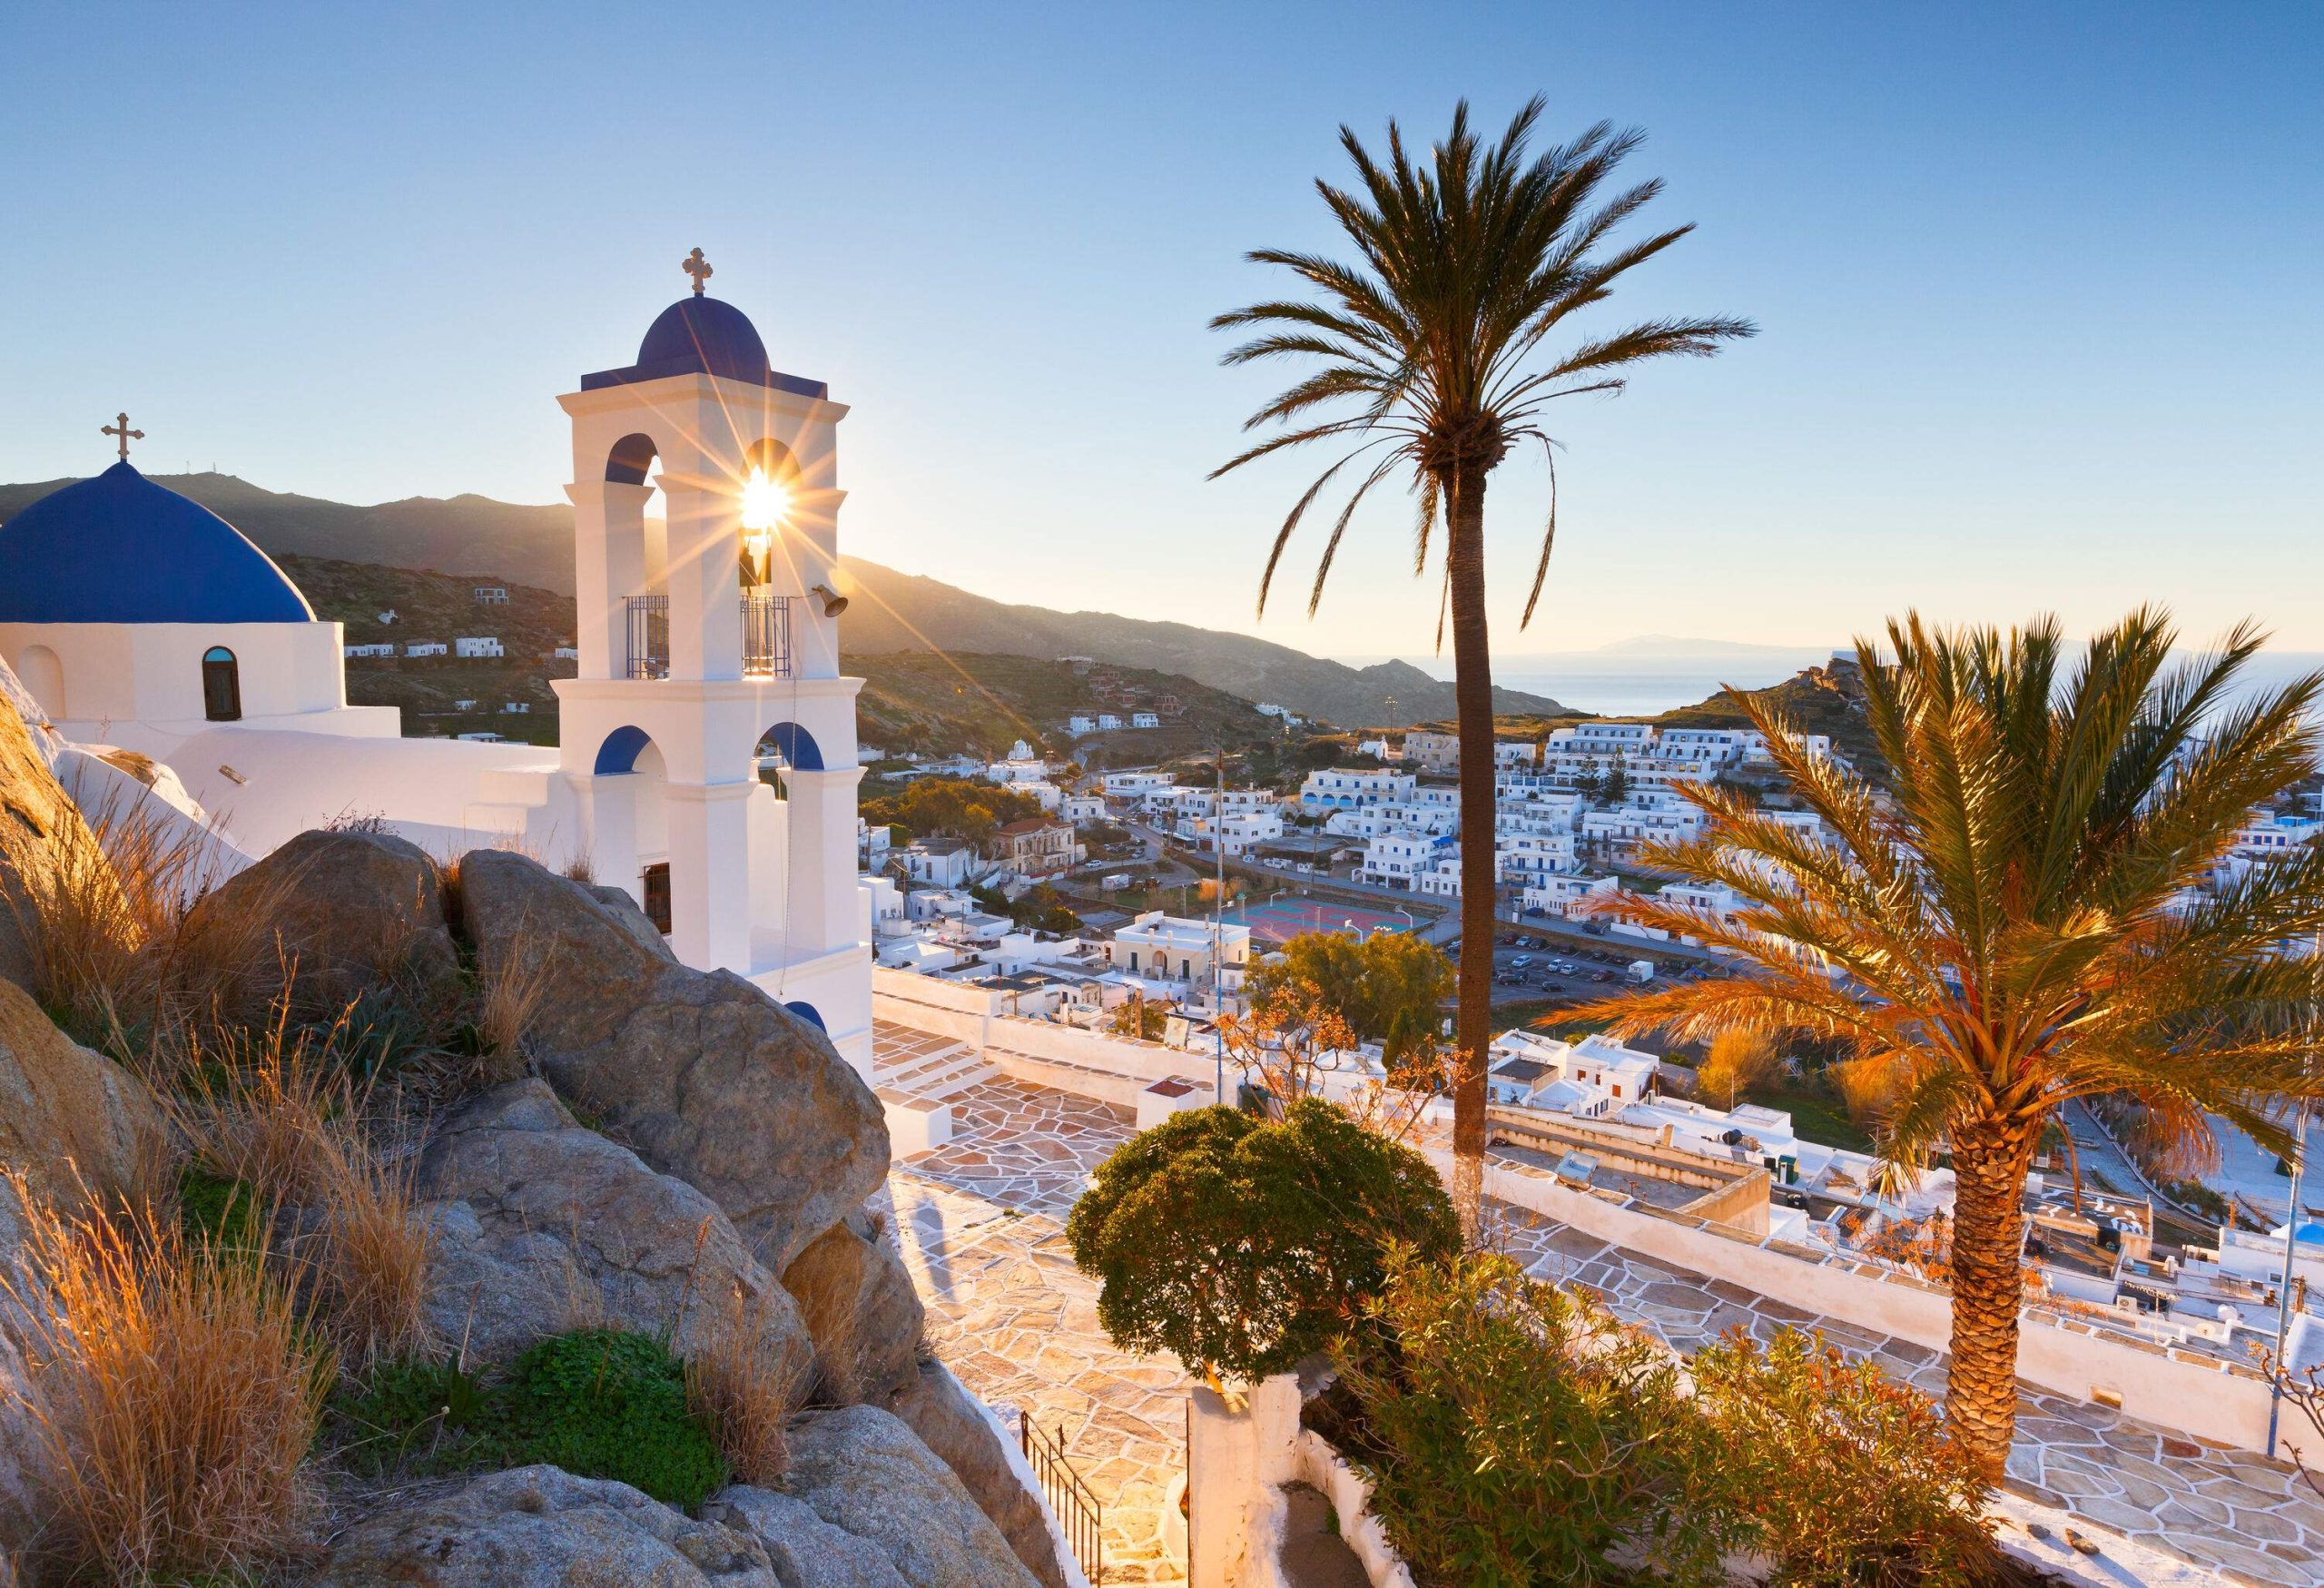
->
<box><xmin>1472</xmin><ymin>933</ymin><xmax>1718</xmax><ymax>1006</ymax></box>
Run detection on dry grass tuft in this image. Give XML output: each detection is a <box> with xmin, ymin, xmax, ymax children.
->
<box><xmin>166</xmin><ymin>1006</ymin><xmax>436</xmax><ymax>1371</ymax></box>
<box><xmin>0</xmin><ymin>1173</ymin><xmax>330</xmax><ymax>1583</ymax></box>
<box><xmin>0</xmin><ymin>785</ymin><xmax>300</xmax><ymax>1058</ymax></box>
<box><xmin>684</xmin><ymin>1279</ymin><xmax>800</xmax><ymax>1485</ymax></box>
<box><xmin>473</xmin><ymin>927</ymin><xmax>552</xmax><ymax>1085</ymax></box>
<box><xmin>303</xmin><ymin>1125</ymin><xmax>434</xmax><ymax>1371</ymax></box>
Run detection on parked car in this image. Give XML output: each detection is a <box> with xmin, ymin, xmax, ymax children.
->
<box><xmin>1509</xmin><ymin>955</ymin><xmax>1534</xmax><ymax>969</ymax></box>
<box><xmin>1591</xmin><ymin>970</ymin><xmax>1614</xmax><ymax>982</ymax></box>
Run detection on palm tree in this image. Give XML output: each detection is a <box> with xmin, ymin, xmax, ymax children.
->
<box><xmin>1211</xmin><ymin>99</ymin><xmax>1752</xmax><ymax>1230</ymax></box>
<box><xmin>1575</xmin><ymin>610</ymin><xmax>2324</xmax><ymax>1479</ymax></box>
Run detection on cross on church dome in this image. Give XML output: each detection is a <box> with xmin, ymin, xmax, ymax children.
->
<box><xmin>682</xmin><ymin>247</ymin><xmax>713</xmax><ymax>296</ymax></box>
<box><xmin>101</xmin><ymin>411</ymin><xmax>143</xmax><ymax>462</ymax></box>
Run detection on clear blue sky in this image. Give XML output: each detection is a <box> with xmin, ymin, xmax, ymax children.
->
<box><xmin>5</xmin><ymin>3</ymin><xmax>2319</xmax><ymax>658</ymax></box>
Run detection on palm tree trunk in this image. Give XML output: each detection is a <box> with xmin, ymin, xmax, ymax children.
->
<box><xmin>1444</xmin><ymin>461</ymin><xmax>1497</xmax><ymax>1242</ymax></box>
<box><xmin>1946</xmin><ymin>1114</ymin><xmax>2036</xmax><ymax>1483</ymax></box>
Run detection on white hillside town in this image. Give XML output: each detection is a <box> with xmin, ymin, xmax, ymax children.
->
<box><xmin>7</xmin><ymin>272</ymin><xmax>2321</xmax><ymax>1588</ymax></box>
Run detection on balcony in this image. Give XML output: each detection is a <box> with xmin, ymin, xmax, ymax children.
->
<box><xmin>625</xmin><ymin>595</ymin><xmax>668</xmax><ymax>679</ymax></box>
<box><xmin>742</xmin><ymin>593</ymin><xmax>793</xmax><ymax>678</ymax></box>
<box><xmin>622</xmin><ymin>594</ymin><xmax>793</xmax><ymax>681</ymax></box>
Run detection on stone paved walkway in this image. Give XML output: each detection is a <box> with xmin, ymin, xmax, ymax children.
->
<box><xmin>881</xmin><ymin>1083</ymin><xmax>1190</xmax><ymax>1583</ymax></box>
<box><xmin>890</xmin><ymin>1076</ymin><xmax>2324</xmax><ymax>1587</ymax></box>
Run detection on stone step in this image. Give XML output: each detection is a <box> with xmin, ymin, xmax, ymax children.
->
<box><xmin>875</xmin><ymin>1041</ymin><xmax>997</xmax><ymax>1100</ymax></box>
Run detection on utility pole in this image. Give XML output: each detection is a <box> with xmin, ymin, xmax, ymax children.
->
<box><xmin>2270</xmin><ymin>933</ymin><xmax>2321</xmax><ymax>1455</ymax></box>
<box><xmin>1213</xmin><ymin>745</ymin><xmax>1228</xmax><ymax>1107</ymax></box>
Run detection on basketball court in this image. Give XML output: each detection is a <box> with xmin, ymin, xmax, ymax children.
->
<box><xmin>1232</xmin><ymin>895</ymin><xmax>1415</xmax><ymax>946</ymax></box>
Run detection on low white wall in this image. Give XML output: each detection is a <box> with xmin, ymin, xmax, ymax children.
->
<box><xmin>1439</xmin><ymin>1147</ymin><xmax>2285</xmax><ymax>1458</ymax></box>
<box><xmin>1187</xmin><ymin>1376</ymin><xmax>1412</xmax><ymax>1588</ymax></box>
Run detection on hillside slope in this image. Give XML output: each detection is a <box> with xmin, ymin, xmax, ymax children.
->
<box><xmin>835</xmin><ymin>556</ymin><xmax>1569</xmax><ymax>726</ymax></box>
<box><xmin>0</xmin><ymin>474</ymin><xmax>1569</xmax><ymax>726</ymax></box>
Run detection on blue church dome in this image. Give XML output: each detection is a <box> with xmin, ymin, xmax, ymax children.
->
<box><xmin>0</xmin><ymin>463</ymin><xmax>314</xmax><ymax>625</ymax></box>
<box><xmin>579</xmin><ymin>288</ymin><xmax>829</xmax><ymax>399</ymax></box>
<box><xmin>635</xmin><ymin>296</ymin><xmax>772</xmax><ymax>383</ymax></box>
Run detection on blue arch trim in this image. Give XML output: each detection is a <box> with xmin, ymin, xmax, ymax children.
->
<box><xmin>606</xmin><ymin>432</ymin><xmax>658</xmax><ymax>486</ymax></box>
<box><xmin>783</xmin><ymin>1000</ymin><xmax>826</xmax><ymax>1031</ymax></box>
<box><xmin>759</xmin><ymin>722</ymin><xmax>823</xmax><ymax>772</ymax></box>
<box><xmin>595</xmin><ymin>725</ymin><xmax>652</xmax><ymax>775</ymax></box>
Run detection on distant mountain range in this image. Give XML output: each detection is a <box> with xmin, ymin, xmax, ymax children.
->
<box><xmin>0</xmin><ymin>471</ymin><xmax>1571</xmax><ymax>728</ymax></box>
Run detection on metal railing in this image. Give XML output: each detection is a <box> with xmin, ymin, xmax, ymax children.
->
<box><xmin>742</xmin><ymin>593</ymin><xmax>793</xmax><ymax>678</ymax></box>
<box><xmin>1020</xmin><ymin>1412</ymin><xmax>1102</xmax><ymax>1579</ymax></box>
<box><xmin>625</xmin><ymin>595</ymin><xmax>668</xmax><ymax>679</ymax></box>
<box><xmin>622</xmin><ymin>593</ymin><xmax>793</xmax><ymax>680</ymax></box>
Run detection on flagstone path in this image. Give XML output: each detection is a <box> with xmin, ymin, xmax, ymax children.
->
<box><xmin>886</xmin><ymin>1076</ymin><xmax>2324</xmax><ymax>1586</ymax></box>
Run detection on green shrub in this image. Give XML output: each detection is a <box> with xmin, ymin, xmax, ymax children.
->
<box><xmin>177</xmin><ymin>1164</ymin><xmax>267</xmax><ymax>1258</ymax></box>
<box><xmin>1689</xmin><ymin>1329</ymin><xmax>1993</xmax><ymax>1585</ymax></box>
<box><xmin>331</xmin><ymin>1354</ymin><xmax>493</xmax><ymax>1477</ymax></box>
<box><xmin>497</xmin><ymin>1329</ymin><xmax>728</xmax><ymax>1508</ymax></box>
<box><xmin>1068</xmin><ymin>1099</ymin><xmax>1458</xmax><ymax>1385</ymax></box>
<box><xmin>1334</xmin><ymin>1248</ymin><xmax>1740</xmax><ymax>1586</ymax></box>
<box><xmin>330</xmin><ymin>1331</ymin><xmax>729</xmax><ymax>1506</ymax></box>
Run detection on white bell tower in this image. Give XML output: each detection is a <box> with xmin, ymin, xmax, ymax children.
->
<box><xmin>551</xmin><ymin>250</ymin><xmax>870</xmax><ymax>1070</ymax></box>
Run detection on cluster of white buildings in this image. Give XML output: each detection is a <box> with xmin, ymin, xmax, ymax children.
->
<box><xmin>868</xmin><ymin>866</ymin><xmax>1256</xmax><ymax>1032</ymax></box>
<box><xmin>1291</xmin><ymin>724</ymin><xmax>1837</xmax><ymax>943</ymax></box>
<box><xmin>341</xmin><ymin>636</ymin><xmax>507</xmax><ymax>660</ymax></box>
<box><xmin>1105</xmin><ymin>770</ymin><xmax>1287</xmax><ymax>856</ymax></box>
<box><xmin>1067</xmin><ymin>711</ymin><xmax>1160</xmax><ymax>735</ymax></box>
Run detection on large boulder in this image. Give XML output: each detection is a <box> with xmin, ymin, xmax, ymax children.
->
<box><xmin>0</xmin><ymin>1183</ymin><xmax>46</xmax><ymax>1572</ymax></box>
<box><xmin>713</xmin><ymin>1405</ymin><xmax>1039</xmax><ymax>1588</ymax></box>
<box><xmin>887</xmin><ymin>1363</ymin><xmax>1068</xmax><ymax>1588</ymax></box>
<box><xmin>305</xmin><ymin>1465</ymin><xmax>779</xmax><ymax>1587</ymax></box>
<box><xmin>179</xmin><ymin>827</ymin><xmax>459</xmax><ymax>1023</ymax></box>
<box><xmin>458</xmin><ymin>850</ymin><xmax>888</xmax><ymax>1272</ymax></box>
<box><xmin>412</xmin><ymin>1079</ymin><xmax>812</xmax><ymax>1398</ymax></box>
<box><xmin>783</xmin><ymin>1208</ymin><xmax>925</xmax><ymax>1405</ymax></box>
<box><xmin>0</xmin><ymin>976</ymin><xmax>165</xmax><ymax>1216</ymax></box>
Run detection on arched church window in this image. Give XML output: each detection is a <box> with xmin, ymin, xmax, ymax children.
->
<box><xmin>202</xmin><ymin>646</ymin><xmax>241</xmax><ymax>722</ymax></box>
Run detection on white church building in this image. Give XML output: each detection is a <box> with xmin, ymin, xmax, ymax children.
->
<box><xmin>0</xmin><ymin>258</ymin><xmax>874</xmax><ymax>1070</ymax></box>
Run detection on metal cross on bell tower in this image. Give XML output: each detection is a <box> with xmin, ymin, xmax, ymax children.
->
<box><xmin>682</xmin><ymin>247</ymin><xmax>713</xmax><ymax>297</ymax></box>
<box><xmin>101</xmin><ymin>411</ymin><xmax>143</xmax><ymax>462</ymax></box>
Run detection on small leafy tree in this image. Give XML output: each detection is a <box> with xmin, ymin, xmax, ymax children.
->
<box><xmin>1248</xmin><ymin>930</ymin><xmax>1453</xmax><ymax>1065</ymax></box>
<box><xmin>1695</xmin><ymin>1028</ymin><xmax>1779</xmax><ymax>1110</ymax></box>
<box><xmin>1066</xmin><ymin>1100</ymin><xmax>1457</xmax><ymax>1385</ymax></box>
<box><xmin>1334</xmin><ymin>1248</ymin><xmax>1740</xmax><ymax>1586</ymax></box>
<box><xmin>1689</xmin><ymin>1328</ymin><xmax>1992</xmax><ymax>1585</ymax></box>
<box><xmin>1600</xmin><ymin>752</ymin><xmax>1630</xmax><ymax>805</ymax></box>
<box><xmin>1223</xmin><ymin>981</ymin><xmax>1444</xmax><ymax>1142</ymax></box>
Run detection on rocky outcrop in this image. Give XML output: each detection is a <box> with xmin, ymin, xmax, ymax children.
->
<box><xmin>0</xmin><ymin>1181</ymin><xmax>46</xmax><ymax>1573</ymax></box>
<box><xmin>0</xmin><ymin>664</ymin><xmax>89</xmax><ymax>996</ymax></box>
<box><xmin>305</xmin><ymin>1465</ymin><xmax>780</xmax><ymax>1586</ymax></box>
<box><xmin>714</xmin><ymin>1405</ymin><xmax>1039</xmax><ymax>1588</ymax></box>
<box><xmin>458</xmin><ymin>850</ymin><xmax>888</xmax><ymax>1272</ymax></box>
<box><xmin>0</xmin><ymin>977</ymin><xmax>164</xmax><ymax>1216</ymax></box>
<box><xmin>887</xmin><ymin>1363</ymin><xmax>1068</xmax><ymax>1588</ymax></box>
<box><xmin>179</xmin><ymin>827</ymin><xmax>458</xmax><ymax>1022</ymax></box>
<box><xmin>703</xmin><ymin>1487</ymin><xmax>911</xmax><ymax>1587</ymax></box>
<box><xmin>586</xmin><ymin>882</ymin><xmax>679</xmax><ymax>964</ymax></box>
<box><xmin>412</xmin><ymin>1080</ymin><xmax>812</xmax><ymax>1397</ymax></box>
<box><xmin>784</xmin><ymin>1208</ymin><xmax>925</xmax><ymax>1405</ymax></box>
